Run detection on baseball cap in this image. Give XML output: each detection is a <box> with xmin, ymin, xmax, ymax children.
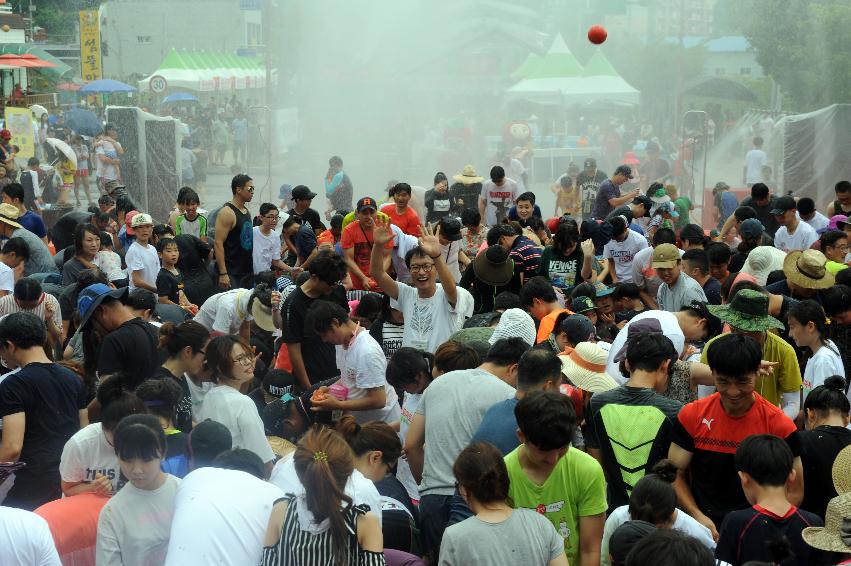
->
<box><xmin>770</xmin><ymin>195</ymin><xmax>796</xmax><ymax>216</ymax></box>
<box><xmin>125</xmin><ymin>210</ymin><xmax>139</xmax><ymax>235</ymax></box>
<box><xmin>130</xmin><ymin>213</ymin><xmax>153</xmax><ymax>228</ymax></box>
<box><xmin>356</xmin><ymin>197</ymin><xmax>377</xmax><ymax>212</ymax></box>
<box><xmin>291</xmin><ymin>185</ymin><xmax>317</xmax><ymax>201</ymax></box>
<box><xmin>77</xmin><ymin>283</ymin><xmax>129</xmax><ymax>330</ymax></box>
<box><xmin>0</xmin><ymin>129</ymin><xmax>11</xmax><ymax>140</ymax></box>
<box><xmin>613</xmin><ymin>318</ymin><xmax>665</xmax><ymax>363</ymax></box>
<box><xmin>570</xmin><ymin>296</ymin><xmax>596</xmax><ymax>314</ymax></box>
<box><xmin>739</xmin><ymin>218</ymin><xmax>765</xmax><ymax>240</ymax></box>
<box><xmin>262</xmin><ymin>369</ymin><xmax>298</xmax><ymax>398</ymax></box>
<box><xmin>557</xmin><ymin>314</ymin><xmax>597</xmax><ymax>345</ymax></box>
<box><xmin>632</xmin><ymin>195</ymin><xmax>653</xmax><ymax>217</ymax></box>
<box><xmin>652</xmin><ymin>243</ymin><xmax>680</xmax><ymax>269</ymax></box>
<box><xmin>583</xmin><ymin>157</ymin><xmax>597</xmax><ymax>169</ymax></box>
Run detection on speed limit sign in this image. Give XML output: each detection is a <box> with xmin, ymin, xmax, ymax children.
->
<box><xmin>150</xmin><ymin>75</ymin><xmax>168</xmax><ymax>94</ymax></box>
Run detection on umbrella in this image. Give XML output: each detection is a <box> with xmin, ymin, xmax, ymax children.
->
<box><xmin>162</xmin><ymin>92</ymin><xmax>198</xmax><ymax>104</ymax></box>
<box><xmin>0</xmin><ymin>54</ymin><xmax>39</xmax><ymax>68</ymax></box>
<box><xmin>79</xmin><ymin>79</ymin><xmax>136</xmax><ymax>94</ymax></box>
<box><xmin>63</xmin><ymin>107</ymin><xmax>102</xmax><ymax>137</ymax></box>
<box><xmin>57</xmin><ymin>82</ymin><xmax>81</xmax><ymax>91</ymax></box>
<box><xmin>29</xmin><ymin>104</ymin><xmax>48</xmax><ymax>118</ymax></box>
<box><xmin>45</xmin><ymin>138</ymin><xmax>77</xmax><ymax>167</ymax></box>
<box><xmin>17</xmin><ymin>54</ymin><xmax>56</xmax><ymax>68</ymax></box>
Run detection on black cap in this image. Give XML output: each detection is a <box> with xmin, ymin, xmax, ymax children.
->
<box><xmin>770</xmin><ymin>195</ymin><xmax>796</xmax><ymax>216</ymax></box>
<box><xmin>356</xmin><ymin>197</ymin><xmax>377</xmax><ymax>212</ymax></box>
<box><xmin>262</xmin><ymin>369</ymin><xmax>298</xmax><ymax>397</ymax></box>
<box><xmin>291</xmin><ymin>185</ymin><xmax>317</xmax><ymax>201</ymax></box>
<box><xmin>583</xmin><ymin>157</ymin><xmax>597</xmax><ymax>169</ymax></box>
<box><xmin>632</xmin><ymin>195</ymin><xmax>653</xmax><ymax>217</ymax></box>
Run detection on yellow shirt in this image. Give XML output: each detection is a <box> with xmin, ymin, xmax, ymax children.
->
<box><xmin>701</xmin><ymin>331</ymin><xmax>802</xmax><ymax>406</ymax></box>
<box><xmin>59</xmin><ymin>159</ymin><xmax>76</xmax><ymax>185</ymax></box>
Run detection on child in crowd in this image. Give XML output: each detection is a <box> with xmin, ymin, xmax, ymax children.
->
<box><xmin>57</xmin><ymin>154</ymin><xmax>77</xmax><ymax>206</ymax></box>
<box><xmin>715</xmin><ymin>434</ymin><xmax>824</xmax><ymax>566</ymax></box>
<box><xmin>95</xmin><ymin>230</ymin><xmax>127</xmax><ymax>286</ymax></box>
<box><xmin>174</xmin><ymin>187</ymin><xmax>207</xmax><ymax>241</ymax></box>
<box><xmin>96</xmin><ymin>414</ymin><xmax>181</xmax><ymax>566</ymax></box>
<box><xmin>155</xmin><ymin>237</ymin><xmax>196</xmax><ymax>314</ymax></box>
<box><xmin>125</xmin><ymin>213</ymin><xmax>159</xmax><ymax>292</ymax></box>
<box><xmin>134</xmin><ymin>379</ymin><xmax>191</xmax><ymax>478</ymax></box>
<box><xmin>71</xmin><ymin>135</ymin><xmax>93</xmax><ymax>205</ymax></box>
<box><xmin>787</xmin><ymin>300</ymin><xmax>845</xmax><ymax>401</ymax></box>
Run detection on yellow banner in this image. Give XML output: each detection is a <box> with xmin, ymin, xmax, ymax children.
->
<box><xmin>5</xmin><ymin>107</ymin><xmax>34</xmax><ymax>159</ymax></box>
<box><xmin>79</xmin><ymin>11</ymin><xmax>102</xmax><ymax>82</ymax></box>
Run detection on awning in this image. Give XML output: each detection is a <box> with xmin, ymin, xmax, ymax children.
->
<box><xmin>138</xmin><ymin>48</ymin><xmax>266</xmax><ymax>93</ymax></box>
<box><xmin>0</xmin><ymin>44</ymin><xmax>72</xmax><ymax>77</ymax></box>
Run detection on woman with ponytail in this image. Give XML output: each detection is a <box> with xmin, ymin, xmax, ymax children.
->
<box><xmin>798</xmin><ymin>375</ymin><xmax>851</xmax><ymax>519</ymax></box>
<box><xmin>152</xmin><ymin>320</ymin><xmax>210</xmax><ymax>432</ymax></box>
<box><xmin>600</xmin><ymin>460</ymin><xmax>716</xmax><ymax>566</ymax></box>
<box><xmin>439</xmin><ymin>442</ymin><xmax>567</xmax><ymax>566</ymax></box>
<box><xmin>788</xmin><ymin>299</ymin><xmax>845</xmax><ymax>402</ymax></box>
<box><xmin>261</xmin><ymin>426</ymin><xmax>384</xmax><ymax>566</ymax></box>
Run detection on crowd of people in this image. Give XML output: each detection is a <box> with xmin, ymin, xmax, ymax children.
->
<box><xmin>1</xmin><ymin>137</ymin><xmax>851</xmax><ymax>566</ymax></box>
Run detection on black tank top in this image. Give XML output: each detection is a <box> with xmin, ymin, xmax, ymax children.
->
<box><xmin>833</xmin><ymin>199</ymin><xmax>851</xmax><ymax>215</ymax></box>
<box><xmin>223</xmin><ymin>202</ymin><xmax>253</xmax><ymax>280</ymax></box>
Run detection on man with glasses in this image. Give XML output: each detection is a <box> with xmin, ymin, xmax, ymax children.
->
<box><xmin>252</xmin><ymin>203</ymin><xmax>300</xmax><ymax>278</ymax></box>
<box><xmin>281</xmin><ymin>251</ymin><xmax>349</xmax><ymax>390</ymax></box>
<box><xmin>370</xmin><ymin>216</ymin><xmax>471</xmax><ymax>353</ymax></box>
<box><xmin>214</xmin><ymin>174</ymin><xmax>254</xmax><ymax>289</ymax></box>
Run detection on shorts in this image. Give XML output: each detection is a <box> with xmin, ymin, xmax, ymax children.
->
<box><xmin>75</xmin><ymin>168</ymin><xmax>89</xmax><ymax>178</ymax></box>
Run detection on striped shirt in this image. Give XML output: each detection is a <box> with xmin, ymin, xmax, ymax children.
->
<box><xmin>261</xmin><ymin>495</ymin><xmax>384</xmax><ymax>566</ymax></box>
<box><xmin>0</xmin><ymin>293</ymin><xmax>62</xmax><ymax>330</ymax></box>
<box><xmin>510</xmin><ymin>235</ymin><xmax>542</xmax><ymax>280</ymax></box>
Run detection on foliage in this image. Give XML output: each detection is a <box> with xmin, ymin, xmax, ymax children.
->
<box><xmin>8</xmin><ymin>0</ymin><xmax>103</xmax><ymax>41</ymax></box>
<box><xmin>741</xmin><ymin>0</ymin><xmax>851</xmax><ymax>111</ymax></box>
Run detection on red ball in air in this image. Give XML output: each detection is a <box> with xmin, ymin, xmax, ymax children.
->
<box><xmin>587</xmin><ymin>25</ymin><xmax>608</xmax><ymax>45</ymax></box>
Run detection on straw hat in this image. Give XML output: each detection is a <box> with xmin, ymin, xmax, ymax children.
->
<box><xmin>0</xmin><ymin>203</ymin><xmax>22</xmax><ymax>230</ymax></box>
<box><xmin>783</xmin><ymin>249</ymin><xmax>835</xmax><ymax>290</ymax></box>
<box><xmin>833</xmin><ymin>445</ymin><xmax>851</xmax><ymax>495</ymax></box>
<box><xmin>741</xmin><ymin>246</ymin><xmax>787</xmax><ymax>286</ymax></box>
<box><xmin>453</xmin><ymin>165</ymin><xmax>484</xmax><ymax>185</ymax></box>
<box><xmin>801</xmin><ymin>492</ymin><xmax>851</xmax><ymax>553</ymax></box>
<box><xmin>559</xmin><ymin>342</ymin><xmax>619</xmax><ymax>393</ymax></box>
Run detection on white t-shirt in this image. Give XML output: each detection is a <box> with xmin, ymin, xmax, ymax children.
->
<box><xmin>125</xmin><ymin>241</ymin><xmax>160</xmax><ymax>290</ymax></box>
<box><xmin>196</xmin><ymin>385</ymin><xmax>275</xmax><ymax>463</ymax></box>
<box><xmin>744</xmin><ymin>149</ymin><xmax>767</xmax><ymax>184</ymax></box>
<box><xmin>804</xmin><ymin>211</ymin><xmax>830</xmax><ymax>233</ymax></box>
<box><xmin>479</xmin><ymin>178</ymin><xmax>518</xmax><ymax>226</ymax></box>
<box><xmin>335</xmin><ymin>329</ymin><xmax>400</xmax><ymax>424</ymax></box>
<box><xmin>184</xmin><ymin>374</ymin><xmax>214</xmax><ymax>420</ymax></box>
<box><xmin>164</xmin><ymin>467</ymin><xmax>284</xmax><ymax>566</ymax></box>
<box><xmin>96</xmin><ymin>474</ymin><xmax>180</xmax><ymax>566</ymax></box>
<box><xmin>391</xmin><ymin>282</ymin><xmax>471</xmax><ymax>353</ymax></box>
<box><xmin>606</xmin><ymin>310</ymin><xmax>685</xmax><ymax>382</ymax></box>
<box><xmin>390</xmin><ymin>224</ymin><xmax>417</xmax><ymax>283</ymax></box>
<box><xmin>59</xmin><ymin>422</ymin><xmax>122</xmax><ymax>492</ymax></box>
<box><xmin>397</xmin><ymin>392</ymin><xmax>422</xmax><ymax>500</ymax></box>
<box><xmin>802</xmin><ymin>341</ymin><xmax>847</xmax><ymax>401</ymax></box>
<box><xmin>439</xmin><ymin>239</ymin><xmax>463</xmax><ymax>283</ymax></box>
<box><xmin>603</xmin><ymin>230</ymin><xmax>649</xmax><ymax>283</ymax></box>
<box><xmin>600</xmin><ymin>505</ymin><xmax>715</xmax><ymax>566</ymax></box>
<box><xmin>0</xmin><ymin>506</ymin><xmax>61</xmax><ymax>566</ymax></box>
<box><xmin>96</xmin><ymin>139</ymin><xmax>120</xmax><ymax>181</ymax></box>
<box><xmin>0</xmin><ymin>262</ymin><xmax>13</xmax><ymax>294</ymax></box>
<box><xmin>270</xmin><ymin>452</ymin><xmax>383</xmax><ymax>524</ymax></box>
<box><xmin>252</xmin><ymin>226</ymin><xmax>282</xmax><ymax>274</ymax></box>
<box><xmin>193</xmin><ymin>289</ymin><xmax>252</xmax><ymax>335</ymax></box>
<box><xmin>774</xmin><ymin>221</ymin><xmax>818</xmax><ymax>253</ymax></box>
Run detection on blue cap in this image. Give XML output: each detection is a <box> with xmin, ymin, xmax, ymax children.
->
<box><xmin>77</xmin><ymin>283</ymin><xmax>128</xmax><ymax>330</ymax></box>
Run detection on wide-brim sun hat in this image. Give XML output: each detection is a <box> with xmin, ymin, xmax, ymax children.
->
<box><xmin>251</xmin><ymin>299</ymin><xmax>276</xmax><ymax>332</ymax></box>
<box><xmin>559</xmin><ymin>342</ymin><xmax>619</xmax><ymax>393</ymax></box>
<box><xmin>833</xmin><ymin>444</ymin><xmax>851</xmax><ymax>495</ymax></box>
<box><xmin>741</xmin><ymin>246</ymin><xmax>788</xmax><ymax>286</ymax></box>
<box><xmin>0</xmin><ymin>203</ymin><xmax>22</xmax><ymax>230</ymax></box>
<box><xmin>784</xmin><ymin>249</ymin><xmax>835</xmax><ymax>290</ymax></box>
<box><xmin>708</xmin><ymin>288</ymin><xmax>784</xmax><ymax>332</ymax></box>
<box><xmin>453</xmin><ymin>164</ymin><xmax>484</xmax><ymax>185</ymax></box>
<box><xmin>801</xmin><ymin>492</ymin><xmax>851</xmax><ymax>553</ymax></box>
<box><xmin>473</xmin><ymin>245</ymin><xmax>514</xmax><ymax>287</ymax></box>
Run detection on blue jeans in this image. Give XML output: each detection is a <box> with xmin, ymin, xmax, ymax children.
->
<box><xmin>418</xmin><ymin>491</ymin><xmax>473</xmax><ymax>562</ymax></box>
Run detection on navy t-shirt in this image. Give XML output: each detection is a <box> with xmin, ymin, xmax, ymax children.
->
<box><xmin>470</xmin><ymin>397</ymin><xmax>520</xmax><ymax>455</ymax></box>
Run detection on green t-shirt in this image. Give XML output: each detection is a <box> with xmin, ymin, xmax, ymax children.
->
<box><xmin>537</xmin><ymin>245</ymin><xmax>584</xmax><ymax>292</ymax></box>
<box><xmin>674</xmin><ymin>197</ymin><xmax>692</xmax><ymax>228</ymax></box>
<box><xmin>700</xmin><ymin>331</ymin><xmax>802</xmax><ymax>406</ymax></box>
<box><xmin>505</xmin><ymin>446</ymin><xmax>608</xmax><ymax>566</ymax></box>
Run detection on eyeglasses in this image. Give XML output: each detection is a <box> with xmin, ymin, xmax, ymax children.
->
<box><xmin>264</xmin><ymin>215</ymin><xmax>279</xmax><ymax>221</ymax></box>
<box><xmin>409</xmin><ymin>263</ymin><xmax>435</xmax><ymax>273</ymax></box>
<box><xmin>243</xmin><ymin>186</ymin><xmax>255</xmax><ymax>193</ymax></box>
<box><xmin>233</xmin><ymin>353</ymin><xmax>255</xmax><ymax>366</ymax></box>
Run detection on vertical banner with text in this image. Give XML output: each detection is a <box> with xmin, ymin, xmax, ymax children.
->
<box><xmin>5</xmin><ymin>107</ymin><xmax>34</xmax><ymax>159</ymax></box>
<box><xmin>79</xmin><ymin>11</ymin><xmax>102</xmax><ymax>82</ymax></box>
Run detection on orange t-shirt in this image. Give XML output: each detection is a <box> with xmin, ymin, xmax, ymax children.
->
<box><xmin>535</xmin><ymin>308</ymin><xmax>574</xmax><ymax>344</ymax></box>
<box><xmin>34</xmin><ymin>492</ymin><xmax>109</xmax><ymax>564</ymax></box>
<box><xmin>341</xmin><ymin>221</ymin><xmax>394</xmax><ymax>290</ymax></box>
<box><xmin>380</xmin><ymin>204</ymin><xmax>421</xmax><ymax>236</ymax></box>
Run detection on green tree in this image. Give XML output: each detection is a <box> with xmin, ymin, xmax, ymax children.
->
<box><xmin>742</xmin><ymin>0</ymin><xmax>851</xmax><ymax>111</ymax></box>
